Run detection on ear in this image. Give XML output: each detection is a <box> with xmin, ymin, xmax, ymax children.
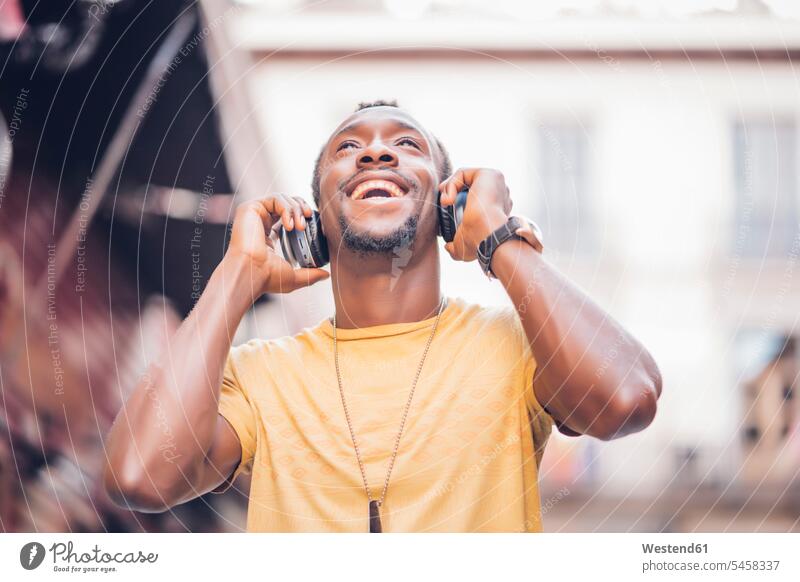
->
<box><xmin>433</xmin><ymin>136</ymin><xmax>452</xmax><ymax>182</ymax></box>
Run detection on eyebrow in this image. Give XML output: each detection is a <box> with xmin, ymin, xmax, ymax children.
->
<box><xmin>330</xmin><ymin>118</ymin><xmax>425</xmax><ymax>143</ymax></box>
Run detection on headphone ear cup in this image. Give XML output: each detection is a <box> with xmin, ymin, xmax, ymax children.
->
<box><xmin>439</xmin><ymin>201</ymin><xmax>458</xmax><ymax>243</ymax></box>
<box><xmin>278</xmin><ymin>210</ymin><xmax>329</xmax><ymax>268</ymax></box>
<box><xmin>305</xmin><ymin>210</ymin><xmax>329</xmax><ymax>268</ymax></box>
<box><xmin>438</xmin><ymin>188</ymin><xmax>468</xmax><ymax>243</ymax></box>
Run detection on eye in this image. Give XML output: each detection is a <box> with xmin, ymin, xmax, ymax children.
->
<box><xmin>396</xmin><ymin>137</ymin><xmax>422</xmax><ymax>149</ymax></box>
<box><xmin>336</xmin><ymin>140</ymin><xmax>359</xmax><ymax>152</ymax></box>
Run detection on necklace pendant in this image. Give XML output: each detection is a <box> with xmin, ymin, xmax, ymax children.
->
<box><xmin>369</xmin><ymin>500</ymin><xmax>382</xmax><ymax>533</ymax></box>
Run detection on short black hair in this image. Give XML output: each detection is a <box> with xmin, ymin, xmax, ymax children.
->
<box><xmin>311</xmin><ymin>100</ymin><xmax>452</xmax><ymax>206</ymax></box>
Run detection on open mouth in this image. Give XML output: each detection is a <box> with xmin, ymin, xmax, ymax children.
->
<box><xmin>349</xmin><ymin>179</ymin><xmax>409</xmax><ymax>201</ymax></box>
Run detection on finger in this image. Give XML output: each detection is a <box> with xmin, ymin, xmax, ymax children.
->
<box><xmin>235</xmin><ymin>199</ymin><xmax>269</xmax><ymax>230</ymax></box>
<box><xmin>289</xmin><ymin>199</ymin><xmax>306</xmax><ymax>231</ymax></box>
<box><xmin>294</xmin><ymin>196</ymin><xmax>314</xmax><ymax>218</ymax></box>
<box><xmin>452</xmin><ymin>230</ymin><xmax>473</xmax><ymax>261</ymax></box>
<box><xmin>437</xmin><ymin>174</ymin><xmax>458</xmax><ymax>206</ymax></box>
<box><xmin>231</xmin><ymin>202</ymin><xmax>271</xmax><ymax>251</ymax></box>
<box><xmin>440</xmin><ymin>170</ymin><xmax>464</xmax><ymax>207</ymax></box>
<box><xmin>265</xmin><ymin>194</ymin><xmax>294</xmax><ymax>230</ymax></box>
<box><xmin>454</xmin><ymin>234</ymin><xmax>466</xmax><ymax>258</ymax></box>
<box><xmin>282</xmin><ymin>197</ymin><xmax>296</xmax><ymax>231</ymax></box>
<box><xmin>272</xmin><ymin>195</ymin><xmax>294</xmax><ymax>231</ymax></box>
<box><xmin>446</xmin><ymin>237</ymin><xmax>466</xmax><ymax>261</ymax></box>
<box><xmin>252</xmin><ymin>196</ymin><xmax>289</xmax><ymax>231</ymax></box>
<box><xmin>442</xmin><ymin>168</ymin><xmax>476</xmax><ymax>206</ymax></box>
<box><xmin>292</xmin><ymin>267</ymin><xmax>331</xmax><ymax>289</ymax></box>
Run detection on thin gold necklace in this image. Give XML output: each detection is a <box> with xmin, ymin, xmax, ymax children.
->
<box><xmin>332</xmin><ymin>297</ymin><xmax>447</xmax><ymax>533</ymax></box>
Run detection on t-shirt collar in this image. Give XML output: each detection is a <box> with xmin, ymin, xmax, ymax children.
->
<box><xmin>318</xmin><ymin>296</ymin><xmax>458</xmax><ymax>341</ymax></box>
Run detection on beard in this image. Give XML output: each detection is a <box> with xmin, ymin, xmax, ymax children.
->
<box><xmin>337</xmin><ymin>213</ymin><xmax>419</xmax><ymax>257</ymax></box>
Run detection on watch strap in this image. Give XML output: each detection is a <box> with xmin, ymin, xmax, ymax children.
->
<box><xmin>477</xmin><ymin>216</ymin><xmax>525</xmax><ymax>277</ymax></box>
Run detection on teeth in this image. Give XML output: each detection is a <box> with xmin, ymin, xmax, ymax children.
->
<box><xmin>351</xmin><ymin>179</ymin><xmax>405</xmax><ymax>200</ymax></box>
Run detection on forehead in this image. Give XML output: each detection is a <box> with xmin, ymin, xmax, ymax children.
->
<box><xmin>328</xmin><ymin>107</ymin><xmax>429</xmax><ymax>143</ymax></box>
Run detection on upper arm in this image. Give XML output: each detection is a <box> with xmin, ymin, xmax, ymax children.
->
<box><xmin>511</xmin><ymin>313</ymin><xmax>556</xmax><ymax>457</ymax></box>
<box><xmin>204</xmin><ymin>414</ymin><xmax>246</xmax><ymax>494</ymax></box>
<box><xmin>164</xmin><ymin>414</ymin><xmax>243</xmax><ymax>506</ymax></box>
<box><xmin>510</xmin><ymin>307</ymin><xmax>581</xmax><ymax>439</ymax></box>
<box><xmin>208</xmin><ymin>356</ymin><xmax>256</xmax><ymax>493</ymax></box>
<box><xmin>543</xmin><ymin>405</ymin><xmax>583</xmax><ymax>436</ymax></box>
<box><xmin>532</xmin><ymin>367</ymin><xmax>587</xmax><ymax>437</ymax></box>
<box><xmin>204</xmin><ymin>352</ymin><xmax>259</xmax><ymax>495</ymax></box>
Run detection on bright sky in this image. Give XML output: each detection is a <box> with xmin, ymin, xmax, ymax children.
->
<box><xmin>234</xmin><ymin>0</ymin><xmax>799</xmax><ymax>20</ymax></box>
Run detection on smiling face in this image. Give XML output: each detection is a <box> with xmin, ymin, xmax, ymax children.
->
<box><xmin>316</xmin><ymin>106</ymin><xmax>444</xmax><ymax>258</ymax></box>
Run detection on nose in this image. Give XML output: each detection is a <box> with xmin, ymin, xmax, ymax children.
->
<box><xmin>357</xmin><ymin>141</ymin><xmax>398</xmax><ymax>169</ymax></box>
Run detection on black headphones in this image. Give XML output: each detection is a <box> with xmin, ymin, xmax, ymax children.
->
<box><xmin>278</xmin><ymin>188</ymin><xmax>468</xmax><ymax>269</ymax></box>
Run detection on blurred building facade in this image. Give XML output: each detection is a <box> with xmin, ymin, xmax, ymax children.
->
<box><xmin>0</xmin><ymin>0</ymin><xmax>247</xmax><ymax>532</ymax></box>
<box><xmin>227</xmin><ymin>0</ymin><xmax>800</xmax><ymax>531</ymax></box>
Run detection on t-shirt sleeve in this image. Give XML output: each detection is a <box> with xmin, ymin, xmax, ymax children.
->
<box><xmin>522</xmin><ymin>343</ymin><xmax>554</xmax><ymax>466</ymax></box>
<box><xmin>500</xmin><ymin>306</ymin><xmax>554</xmax><ymax>465</ymax></box>
<box><xmin>211</xmin><ymin>349</ymin><xmax>257</xmax><ymax>494</ymax></box>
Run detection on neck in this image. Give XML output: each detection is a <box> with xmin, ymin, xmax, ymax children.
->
<box><xmin>330</xmin><ymin>243</ymin><xmax>443</xmax><ymax>329</ymax></box>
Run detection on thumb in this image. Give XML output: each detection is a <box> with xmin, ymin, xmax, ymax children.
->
<box><xmin>292</xmin><ymin>267</ymin><xmax>331</xmax><ymax>289</ymax></box>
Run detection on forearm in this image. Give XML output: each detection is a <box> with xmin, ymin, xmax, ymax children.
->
<box><xmin>103</xmin><ymin>256</ymin><xmax>253</xmax><ymax>507</ymax></box>
<box><xmin>492</xmin><ymin>239</ymin><xmax>662</xmax><ymax>439</ymax></box>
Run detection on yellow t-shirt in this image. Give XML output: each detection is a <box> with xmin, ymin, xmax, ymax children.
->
<box><xmin>215</xmin><ymin>296</ymin><xmax>553</xmax><ymax>532</ymax></box>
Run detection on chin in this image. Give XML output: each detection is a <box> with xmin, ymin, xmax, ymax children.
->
<box><xmin>338</xmin><ymin>214</ymin><xmax>419</xmax><ymax>255</ymax></box>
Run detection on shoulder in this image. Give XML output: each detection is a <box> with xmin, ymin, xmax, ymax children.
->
<box><xmin>227</xmin><ymin>322</ymin><xmax>327</xmax><ymax>366</ymax></box>
<box><xmin>447</xmin><ymin>296</ymin><xmax>525</xmax><ymax>339</ymax></box>
<box><xmin>444</xmin><ymin>297</ymin><xmax>529</xmax><ymax>360</ymax></box>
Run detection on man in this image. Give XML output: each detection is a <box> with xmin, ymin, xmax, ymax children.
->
<box><xmin>103</xmin><ymin>101</ymin><xmax>662</xmax><ymax>532</ymax></box>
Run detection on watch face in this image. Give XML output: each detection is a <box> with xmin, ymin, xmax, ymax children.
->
<box><xmin>510</xmin><ymin>215</ymin><xmax>544</xmax><ymax>253</ymax></box>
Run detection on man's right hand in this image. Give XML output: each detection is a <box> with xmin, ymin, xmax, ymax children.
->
<box><xmin>103</xmin><ymin>194</ymin><xmax>330</xmax><ymax>513</ymax></box>
<box><xmin>226</xmin><ymin>195</ymin><xmax>330</xmax><ymax>296</ymax></box>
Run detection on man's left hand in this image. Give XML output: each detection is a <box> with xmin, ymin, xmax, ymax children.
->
<box><xmin>439</xmin><ymin>167</ymin><xmax>512</xmax><ymax>261</ymax></box>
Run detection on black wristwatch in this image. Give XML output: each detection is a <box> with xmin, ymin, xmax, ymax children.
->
<box><xmin>477</xmin><ymin>216</ymin><xmax>544</xmax><ymax>278</ymax></box>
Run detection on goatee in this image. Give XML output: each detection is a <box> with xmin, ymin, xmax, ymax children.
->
<box><xmin>338</xmin><ymin>214</ymin><xmax>418</xmax><ymax>256</ymax></box>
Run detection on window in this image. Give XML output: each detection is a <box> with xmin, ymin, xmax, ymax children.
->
<box><xmin>535</xmin><ymin>121</ymin><xmax>594</xmax><ymax>254</ymax></box>
<box><xmin>733</xmin><ymin>119</ymin><xmax>799</xmax><ymax>257</ymax></box>
<box><xmin>734</xmin><ymin>330</ymin><xmax>798</xmax><ymax>485</ymax></box>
